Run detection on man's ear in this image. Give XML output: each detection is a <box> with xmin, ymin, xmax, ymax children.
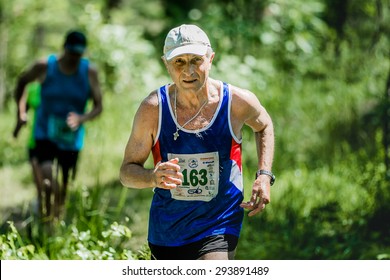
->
<box><xmin>161</xmin><ymin>56</ymin><xmax>168</xmax><ymax>69</ymax></box>
<box><xmin>208</xmin><ymin>53</ymin><xmax>215</xmax><ymax>70</ymax></box>
<box><xmin>209</xmin><ymin>52</ymin><xmax>215</xmax><ymax>63</ymax></box>
<box><xmin>162</xmin><ymin>58</ymin><xmax>174</xmax><ymax>76</ymax></box>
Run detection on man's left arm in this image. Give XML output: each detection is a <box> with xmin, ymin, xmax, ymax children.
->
<box><xmin>237</xmin><ymin>89</ymin><xmax>275</xmax><ymax>216</ymax></box>
<box><xmin>67</xmin><ymin>65</ymin><xmax>103</xmax><ymax>130</ymax></box>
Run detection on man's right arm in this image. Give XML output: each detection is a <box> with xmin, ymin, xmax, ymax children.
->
<box><xmin>119</xmin><ymin>92</ymin><xmax>159</xmax><ymax>189</ymax></box>
<box><xmin>119</xmin><ymin>90</ymin><xmax>183</xmax><ymax>190</ymax></box>
<box><xmin>13</xmin><ymin>60</ymin><xmax>47</xmax><ymax>137</ymax></box>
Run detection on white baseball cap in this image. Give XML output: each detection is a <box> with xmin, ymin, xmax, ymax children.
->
<box><xmin>163</xmin><ymin>24</ymin><xmax>211</xmax><ymax>60</ymax></box>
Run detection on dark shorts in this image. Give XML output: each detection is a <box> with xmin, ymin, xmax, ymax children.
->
<box><xmin>28</xmin><ymin>147</ymin><xmax>38</xmax><ymax>160</ymax></box>
<box><xmin>148</xmin><ymin>234</ymin><xmax>238</xmax><ymax>260</ymax></box>
<box><xmin>34</xmin><ymin>140</ymin><xmax>79</xmax><ymax>174</ymax></box>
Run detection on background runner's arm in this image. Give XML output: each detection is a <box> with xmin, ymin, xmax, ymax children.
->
<box><xmin>13</xmin><ymin>60</ymin><xmax>47</xmax><ymax>138</ymax></box>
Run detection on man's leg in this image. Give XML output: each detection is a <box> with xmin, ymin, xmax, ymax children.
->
<box><xmin>30</xmin><ymin>156</ymin><xmax>43</xmax><ymax>217</ymax></box>
<box><xmin>34</xmin><ymin>140</ymin><xmax>58</xmax><ymax>221</ymax></box>
<box><xmin>40</xmin><ymin>160</ymin><xmax>56</xmax><ymax>220</ymax></box>
<box><xmin>57</xmin><ymin>150</ymin><xmax>79</xmax><ymax>216</ymax></box>
<box><xmin>197</xmin><ymin>250</ymin><xmax>236</xmax><ymax>260</ymax></box>
<box><xmin>198</xmin><ymin>235</ymin><xmax>238</xmax><ymax>260</ymax></box>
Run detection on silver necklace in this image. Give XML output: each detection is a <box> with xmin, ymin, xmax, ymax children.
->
<box><xmin>173</xmin><ymin>88</ymin><xmax>208</xmax><ymax>141</ymax></box>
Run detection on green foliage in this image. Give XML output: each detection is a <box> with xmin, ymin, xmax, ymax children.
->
<box><xmin>238</xmin><ymin>152</ymin><xmax>389</xmax><ymax>260</ymax></box>
<box><xmin>79</xmin><ymin>3</ymin><xmax>167</xmax><ymax>94</ymax></box>
<box><xmin>0</xmin><ymin>222</ymin><xmax>37</xmax><ymax>260</ymax></box>
<box><xmin>0</xmin><ymin>220</ymin><xmax>141</xmax><ymax>260</ymax></box>
<box><xmin>0</xmin><ymin>182</ymin><xmax>152</xmax><ymax>260</ymax></box>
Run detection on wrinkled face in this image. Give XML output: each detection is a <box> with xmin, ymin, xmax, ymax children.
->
<box><xmin>164</xmin><ymin>52</ymin><xmax>215</xmax><ymax>93</ymax></box>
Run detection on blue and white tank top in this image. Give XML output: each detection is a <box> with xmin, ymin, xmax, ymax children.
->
<box><xmin>34</xmin><ymin>55</ymin><xmax>90</xmax><ymax>151</ymax></box>
<box><xmin>149</xmin><ymin>81</ymin><xmax>244</xmax><ymax>247</ymax></box>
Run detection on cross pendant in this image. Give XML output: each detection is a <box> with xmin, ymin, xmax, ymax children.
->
<box><xmin>173</xmin><ymin>131</ymin><xmax>179</xmax><ymax>141</ymax></box>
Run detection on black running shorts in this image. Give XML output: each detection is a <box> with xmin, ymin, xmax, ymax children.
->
<box><xmin>149</xmin><ymin>234</ymin><xmax>238</xmax><ymax>260</ymax></box>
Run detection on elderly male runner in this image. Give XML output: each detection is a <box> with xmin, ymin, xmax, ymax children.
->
<box><xmin>120</xmin><ymin>24</ymin><xmax>275</xmax><ymax>260</ymax></box>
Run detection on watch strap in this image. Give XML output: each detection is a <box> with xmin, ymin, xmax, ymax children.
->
<box><xmin>256</xmin><ymin>169</ymin><xmax>275</xmax><ymax>186</ymax></box>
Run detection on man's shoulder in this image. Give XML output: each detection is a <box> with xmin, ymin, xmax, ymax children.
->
<box><xmin>228</xmin><ymin>84</ymin><xmax>255</xmax><ymax>99</ymax></box>
<box><xmin>135</xmin><ymin>90</ymin><xmax>159</xmax><ymax>122</ymax></box>
<box><xmin>141</xmin><ymin>89</ymin><xmax>159</xmax><ymax>107</ymax></box>
<box><xmin>227</xmin><ymin>83</ymin><xmax>261</xmax><ymax>117</ymax></box>
<box><xmin>34</xmin><ymin>56</ymin><xmax>51</xmax><ymax>65</ymax></box>
<box><xmin>146</xmin><ymin>83</ymin><xmax>171</xmax><ymax>102</ymax></box>
<box><xmin>28</xmin><ymin>58</ymin><xmax>49</xmax><ymax>75</ymax></box>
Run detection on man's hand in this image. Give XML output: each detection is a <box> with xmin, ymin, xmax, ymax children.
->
<box><xmin>66</xmin><ymin>112</ymin><xmax>82</xmax><ymax>131</ymax></box>
<box><xmin>13</xmin><ymin>113</ymin><xmax>28</xmax><ymax>138</ymax></box>
<box><xmin>240</xmin><ymin>178</ymin><xmax>270</xmax><ymax>217</ymax></box>
<box><xmin>153</xmin><ymin>158</ymin><xmax>183</xmax><ymax>189</ymax></box>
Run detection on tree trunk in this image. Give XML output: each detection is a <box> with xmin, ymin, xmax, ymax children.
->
<box><xmin>0</xmin><ymin>0</ymin><xmax>8</xmax><ymax>111</ymax></box>
<box><xmin>384</xmin><ymin>65</ymin><xmax>390</xmax><ymax>179</ymax></box>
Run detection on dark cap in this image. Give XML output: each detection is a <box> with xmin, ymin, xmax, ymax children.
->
<box><xmin>64</xmin><ymin>31</ymin><xmax>87</xmax><ymax>54</ymax></box>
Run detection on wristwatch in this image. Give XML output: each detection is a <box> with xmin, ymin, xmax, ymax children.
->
<box><xmin>256</xmin><ymin>170</ymin><xmax>276</xmax><ymax>186</ymax></box>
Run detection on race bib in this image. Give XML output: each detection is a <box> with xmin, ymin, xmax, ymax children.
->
<box><xmin>168</xmin><ymin>152</ymin><xmax>219</xmax><ymax>202</ymax></box>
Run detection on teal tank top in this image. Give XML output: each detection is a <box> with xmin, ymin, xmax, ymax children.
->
<box><xmin>34</xmin><ymin>55</ymin><xmax>90</xmax><ymax>151</ymax></box>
